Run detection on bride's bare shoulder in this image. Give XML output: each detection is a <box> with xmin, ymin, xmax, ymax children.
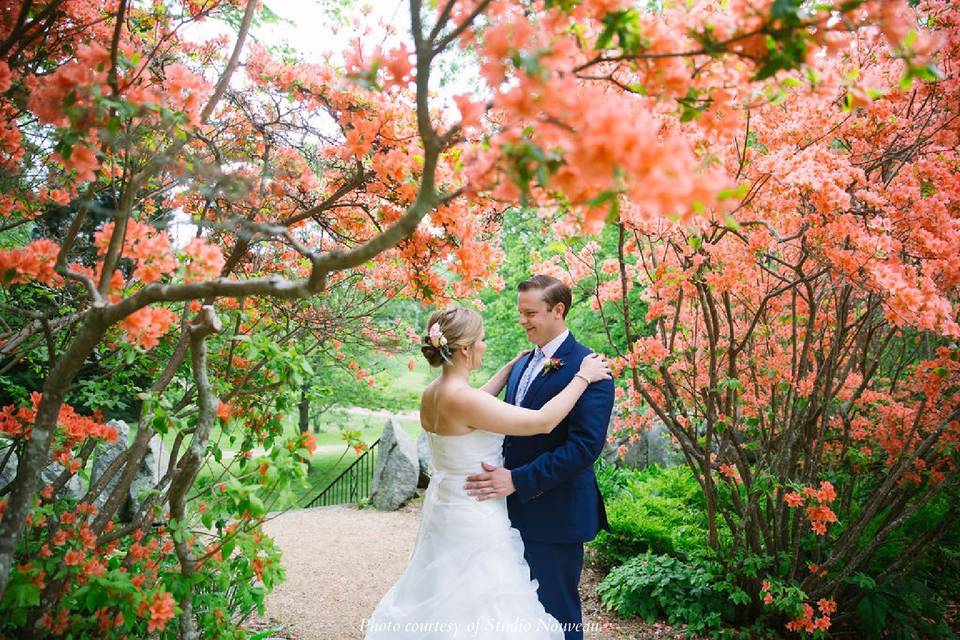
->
<box><xmin>422</xmin><ymin>378</ymin><xmax>477</xmax><ymax>411</ymax></box>
<box><xmin>421</xmin><ymin>378</ymin><xmax>440</xmax><ymax>399</ymax></box>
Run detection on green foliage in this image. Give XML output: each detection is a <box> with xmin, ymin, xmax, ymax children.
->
<box><xmin>591</xmin><ymin>461</ymin><xmax>960</xmax><ymax>637</ymax></box>
<box><xmin>596</xmin><ymin>9</ymin><xmax>647</xmax><ymax>55</ymax></box>
<box><xmin>502</xmin><ymin>138</ymin><xmax>564</xmax><ymax>204</ymax></box>
<box><xmin>476</xmin><ymin>208</ymin><xmax>546</xmax><ymax>377</ymax></box>
<box><xmin>590</xmin><ymin>463</ymin><xmax>723</xmax><ymax>568</ymax></box>
<box><xmin>594</xmin><ymin>457</ymin><xmax>637</xmax><ymax>498</ymax></box>
<box><xmin>311</xmin><ymin>354</ymin><xmax>429</xmax><ymax>413</ymax></box>
<box><xmin>865</xmin><ymin>491</ymin><xmax>960</xmax><ymax>589</ymax></box>
<box><xmin>597</xmin><ymin>551</ymin><xmax>739</xmax><ymax>635</ymax></box>
<box><xmin>849</xmin><ymin>572</ymin><xmax>957</xmax><ymax>640</ymax></box>
<box><xmin>476</xmin><ymin>207</ymin><xmax>650</xmax><ymax>384</ymax></box>
<box><xmin>842</xmin><ymin>489</ymin><xmax>960</xmax><ymax>639</ymax></box>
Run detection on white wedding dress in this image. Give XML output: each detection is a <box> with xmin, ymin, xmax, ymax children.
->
<box><xmin>363</xmin><ymin>429</ymin><xmax>563</xmax><ymax>639</ymax></box>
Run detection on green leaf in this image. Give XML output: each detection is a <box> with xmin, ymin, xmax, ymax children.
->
<box><xmin>247</xmin><ymin>494</ymin><xmax>265</xmax><ymax>516</ymax></box>
<box><xmin>595</xmin><ymin>9</ymin><xmax>645</xmax><ymax>54</ymax></box>
<box><xmin>771</xmin><ymin>0</ymin><xmax>802</xmax><ymax>20</ymax></box>
<box><xmin>5</xmin><ymin>583</ymin><xmax>40</xmax><ymax>608</ymax></box>
<box><xmin>247</xmin><ymin>627</ymin><xmax>287</xmax><ymax>640</ymax></box>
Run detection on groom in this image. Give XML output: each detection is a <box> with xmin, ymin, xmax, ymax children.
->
<box><xmin>464</xmin><ymin>274</ymin><xmax>615</xmax><ymax>640</ymax></box>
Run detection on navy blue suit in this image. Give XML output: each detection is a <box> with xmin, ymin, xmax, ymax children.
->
<box><xmin>504</xmin><ymin>331</ymin><xmax>614</xmax><ymax>640</ymax></box>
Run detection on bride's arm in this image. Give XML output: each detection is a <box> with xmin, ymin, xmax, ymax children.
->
<box><xmin>449</xmin><ymin>354</ymin><xmax>610</xmax><ymax>435</ymax></box>
<box><xmin>480</xmin><ymin>350</ymin><xmax>530</xmax><ymax>396</ymax></box>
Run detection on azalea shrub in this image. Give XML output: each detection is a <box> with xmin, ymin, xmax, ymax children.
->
<box><xmin>533</xmin><ymin>1</ymin><xmax>960</xmax><ymax>635</ymax></box>
<box><xmin>1</xmin><ymin>494</ymin><xmax>285</xmax><ymax>639</ymax></box>
<box><xmin>0</xmin><ymin>0</ymin><xmax>951</xmax><ymax>637</ymax></box>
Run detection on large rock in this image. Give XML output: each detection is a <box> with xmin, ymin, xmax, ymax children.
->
<box><xmin>128</xmin><ymin>433</ymin><xmax>171</xmax><ymax>519</ymax></box>
<box><xmin>42</xmin><ymin>460</ymin><xmax>85</xmax><ymax>501</ymax></box>
<box><xmin>416</xmin><ymin>431</ymin><xmax>432</xmax><ymax>489</ymax></box>
<box><xmin>0</xmin><ymin>445</ymin><xmax>17</xmax><ymax>492</ymax></box>
<box><xmin>1</xmin><ymin>445</ymin><xmax>84</xmax><ymax>501</ymax></box>
<box><xmin>602</xmin><ymin>418</ymin><xmax>684</xmax><ymax>469</ymax></box>
<box><xmin>369</xmin><ymin>418</ymin><xmax>419</xmax><ymax>511</ymax></box>
<box><xmin>89</xmin><ymin>419</ymin><xmax>131</xmax><ymax>514</ymax></box>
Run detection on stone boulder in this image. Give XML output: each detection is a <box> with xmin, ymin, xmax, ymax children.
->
<box><xmin>89</xmin><ymin>419</ymin><xmax>131</xmax><ymax>514</ymax></box>
<box><xmin>0</xmin><ymin>445</ymin><xmax>84</xmax><ymax>501</ymax></box>
<box><xmin>602</xmin><ymin>418</ymin><xmax>684</xmax><ymax>469</ymax></box>
<box><xmin>127</xmin><ymin>433</ymin><xmax>171</xmax><ymax>519</ymax></box>
<box><xmin>88</xmin><ymin>420</ymin><xmax>171</xmax><ymax>522</ymax></box>
<box><xmin>369</xmin><ymin>418</ymin><xmax>419</xmax><ymax>511</ymax></box>
<box><xmin>0</xmin><ymin>445</ymin><xmax>17</xmax><ymax>493</ymax></box>
<box><xmin>416</xmin><ymin>430</ymin><xmax>432</xmax><ymax>489</ymax></box>
<box><xmin>42</xmin><ymin>460</ymin><xmax>85</xmax><ymax>501</ymax></box>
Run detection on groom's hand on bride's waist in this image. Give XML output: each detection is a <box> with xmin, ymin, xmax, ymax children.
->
<box><xmin>464</xmin><ymin>461</ymin><xmax>516</xmax><ymax>500</ymax></box>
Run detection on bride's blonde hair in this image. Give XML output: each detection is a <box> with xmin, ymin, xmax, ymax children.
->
<box><xmin>421</xmin><ymin>307</ymin><xmax>483</xmax><ymax>368</ymax></box>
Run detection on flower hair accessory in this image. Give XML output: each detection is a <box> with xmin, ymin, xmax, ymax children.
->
<box><xmin>427</xmin><ymin>322</ymin><xmax>453</xmax><ymax>364</ymax></box>
<box><xmin>541</xmin><ymin>357</ymin><xmax>564</xmax><ymax>376</ymax></box>
<box><xmin>428</xmin><ymin>323</ymin><xmax>447</xmax><ymax>348</ymax></box>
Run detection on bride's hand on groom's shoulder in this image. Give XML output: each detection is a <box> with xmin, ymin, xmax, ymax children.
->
<box><xmin>578</xmin><ymin>353</ymin><xmax>613</xmax><ymax>383</ymax></box>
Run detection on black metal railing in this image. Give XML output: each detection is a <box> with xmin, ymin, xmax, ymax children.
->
<box><xmin>304</xmin><ymin>438</ymin><xmax>380</xmax><ymax>508</ymax></box>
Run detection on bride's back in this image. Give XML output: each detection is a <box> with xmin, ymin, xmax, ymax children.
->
<box><xmin>419</xmin><ymin>378</ymin><xmax>476</xmax><ymax>437</ymax></box>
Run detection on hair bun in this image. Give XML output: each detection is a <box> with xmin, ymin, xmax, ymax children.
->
<box><xmin>421</xmin><ymin>343</ymin><xmax>446</xmax><ymax>368</ymax></box>
<box><xmin>419</xmin><ymin>306</ymin><xmax>484</xmax><ymax>369</ymax></box>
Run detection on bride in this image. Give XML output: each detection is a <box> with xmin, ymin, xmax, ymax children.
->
<box><xmin>363</xmin><ymin>307</ymin><xmax>612</xmax><ymax>639</ymax></box>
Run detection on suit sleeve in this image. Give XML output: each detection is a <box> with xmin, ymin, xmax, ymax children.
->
<box><xmin>510</xmin><ymin>373</ymin><xmax>614</xmax><ymax>502</ymax></box>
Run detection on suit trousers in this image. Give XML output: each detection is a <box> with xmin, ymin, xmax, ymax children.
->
<box><xmin>522</xmin><ymin>539</ymin><xmax>586</xmax><ymax>640</ymax></box>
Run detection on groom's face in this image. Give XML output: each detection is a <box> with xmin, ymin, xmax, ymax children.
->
<box><xmin>517</xmin><ymin>289</ymin><xmax>566</xmax><ymax>347</ymax></box>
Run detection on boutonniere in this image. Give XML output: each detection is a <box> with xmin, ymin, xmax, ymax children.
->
<box><xmin>541</xmin><ymin>357</ymin><xmax>564</xmax><ymax>376</ymax></box>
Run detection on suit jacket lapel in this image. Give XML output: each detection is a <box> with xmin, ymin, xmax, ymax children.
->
<box><xmin>520</xmin><ymin>332</ymin><xmax>579</xmax><ymax>408</ymax></box>
<box><xmin>507</xmin><ymin>351</ymin><xmax>535</xmax><ymax>405</ymax></box>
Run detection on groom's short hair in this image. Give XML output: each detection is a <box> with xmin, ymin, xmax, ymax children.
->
<box><xmin>517</xmin><ymin>275</ymin><xmax>572</xmax><ymax>318</ymax></box>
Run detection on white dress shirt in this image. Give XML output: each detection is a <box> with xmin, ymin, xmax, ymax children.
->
<box><xmin>525</xmin><ymin>328</ymin><xmax>569</xmax><ymax>380</ymax></box>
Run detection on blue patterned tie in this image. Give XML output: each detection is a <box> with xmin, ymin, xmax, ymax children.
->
<box><xmin>515</xmin><ymin>347</ymin><xmax>545</xmax><ymax>405</ymax></box>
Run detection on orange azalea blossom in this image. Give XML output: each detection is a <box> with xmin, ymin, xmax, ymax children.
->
<box><xmin>818</xmin><ymin>598</ymin><xmax>838</xmax><ymax>615</ymax></box>
<box><xmin>118</xmin><ymin>305</ymin><xmax>178</xmax><ymax>350</ymax></box>
<box><xmin>94</xmin><ymin>220</ymin><xmax>177</xmax><ymax>286</ymax></box>
<box><xmin>63</xmin><ymin>549</ymin><xmax>85</xmax><ymax>566</ymax></box>
<box><xmin>252</xmin><ymin>557</ymin><xmax>265</xmax><ymax>581</ymax></box>
<box><xmin>217</xmin><ymin>400</ymin><xmax>232</xmax><ymax>422</ymax></box>
<box><xmin>40</xmin><ymin>608</ymin><xmax>70</xmax><ymax>635</ymax></box>
<box><xmin>806</xmin><ymin>504</ymin><xmax>839</xmax><ymax>536</ymax></box>
<box><xmin>139</xmin><ymin>590</ymin><xmax>177</xmax><ymax>633</ymax></box>
<box><xmin>784</xmin><ymin>492</ymin><xmax>804</xmax><ymax>508</ymax></box>
<box><xmin>0</xmin><ymin>239</ymin><xmax>60</xmax><ymax>285</ymax></box>
<box><xmin>301</xmin><ymin>432</ymin><xmax>318</xmax><ymax>455</ymax></box>
<box><xmin>183</xmin><ymin>237</ymin><xmax>226</xmax><ymax>283</ymax></box>
<box><xmin>718</xmin><ymin>463</ymin><xmax>742</xmax><ymax>484</ymax></box>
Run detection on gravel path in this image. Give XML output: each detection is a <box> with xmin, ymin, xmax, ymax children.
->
<box><xmin>251</xmin><ymin>501</ymin><xmax>424</xmax><ymax>639</ymax></box>
<box><xmin>244</xmin><ymin>495</ymin><xmax>693</xmax><ymax>640</ymax></box>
